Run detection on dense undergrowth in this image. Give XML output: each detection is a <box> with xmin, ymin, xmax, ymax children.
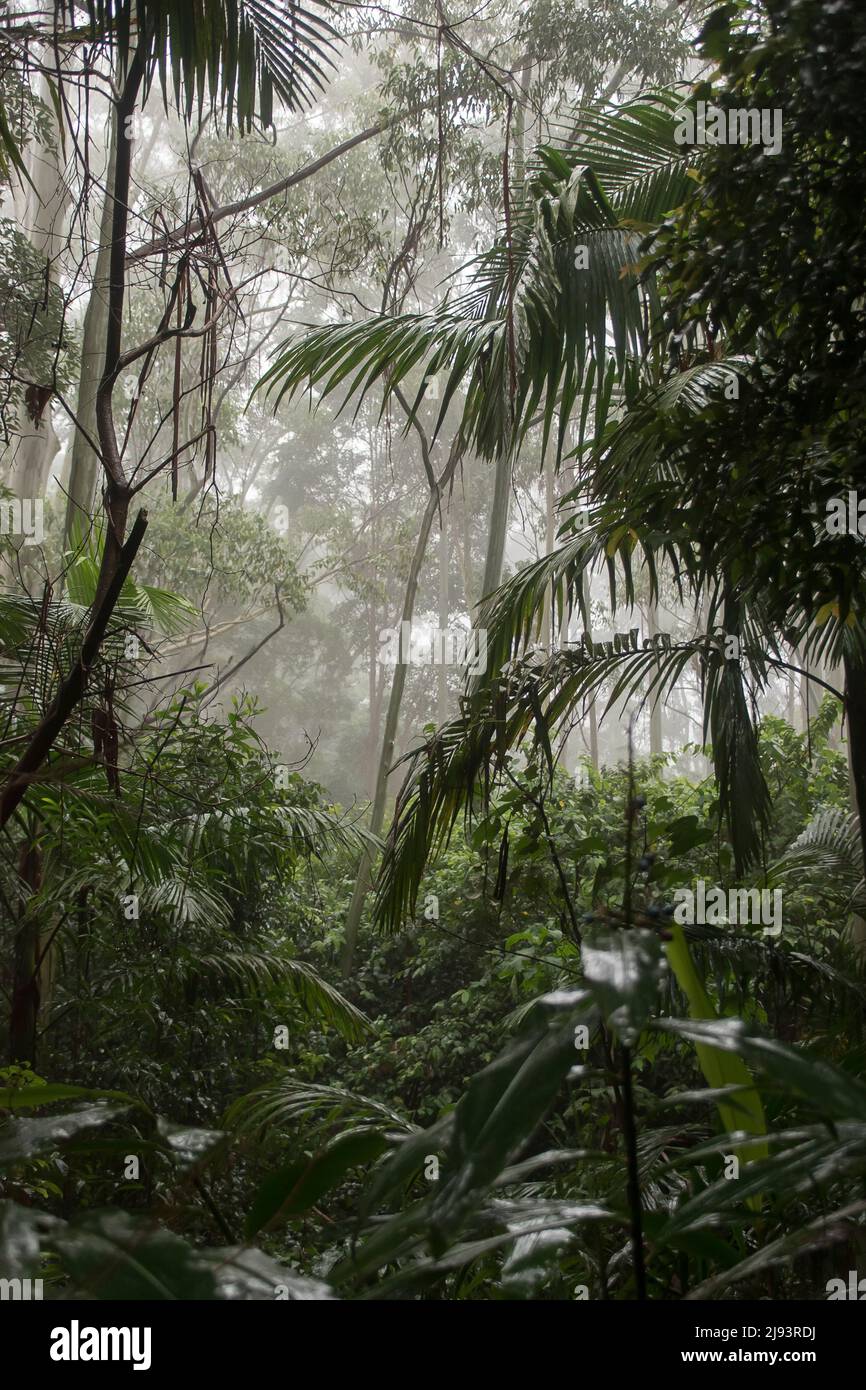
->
<box><xmin>3</xmin><ymin>0</ymin><xmax>866</xmax><ymax>1305</ymax></box>
<box><xmin>4</xmin><ymin>697</ymin><xmax>866</xmax><ymax>1300</ymax></box>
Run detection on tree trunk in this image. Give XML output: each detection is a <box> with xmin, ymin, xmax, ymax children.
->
<box><xmin>648</xmin><ymin>595</ymin><xmax>663</xmax><ymax>757</ymax></box>
<box><xmin>843</xmin><ymin>650</ymin><xmax>866</xmax><ymax>964</ymax></box>
<box><xmin>582</xmin><ymin>570</ymin><xmax>599</xmax><ymax>769</ymax></box>
<box><xmin>91</xmin><ymin>50</ymin><xmax>144</xmax><ymax>609</ymax></box>
<box><xmin>437</xmin><ymin>507</ymin><xmax>449</xmax><ymax>724</ymax></box>
<box><xmin>845</xmin><ymin>644</ymin><xmax>866</xmax><ymax>861</ymax></box>
<box><xmin>64</xmin><ymin>108</ymin><xmax>117</xmax><ymax>549</ymax></box>
<box><xmin>460</xmin><ymin>453</ymin><xmax>475</xmax><ymax>611</ymax></box>
<box><xmin>541</xmin><ymin>442</ymin><xmax>556</xmax><ymax>647</ymax></box>
<box><xmin>342</xmin><ymin>442</ymin><xmax>462</xmax><ymax>974</ymax></box>
<box><xmin>3</xmin><ymin>71</ymin><xmax>71</xmax><ymax>507</ymax></box>
<box><xmin>481</xmin><ymin>440</ymin><xmax>513</xmax><ymax>602</ymax></box>
<box><xmin>478</xmin><ymin>69</ymin><xmax>530</xmax><ymax>605</ymax></box>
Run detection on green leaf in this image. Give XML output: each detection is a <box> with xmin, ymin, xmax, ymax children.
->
<box><xmin>664</xmin><ymin>927</ymin><xmax>768</xmax><ymax>1176</ymax></box>
<box><xmin>57</xmin><ymin>1211</ymin><xmax>216</xmax><ymax>1300</ymax></box>
<box><xmin>245</xmin><ymin>1130</ymin><xmax>387</xmax><ymax>1236</ymax></box>
<box><xmin>0</xmin><ymin>1082</ymin><xmax>146</xmax><ymax>1112</ymax></box>
<box><xmin>501</xmin><ymin>1225</ymin><xmax>575</xmax><ymax>1294</ymax></box>
<box><xmin>685</xmin><ymin>1199</ymin><xmax>866</xmax><ymax>1301</ymax></box>
<box><xmin>581</xmin><ymin>926</ymin><xmax>666</xmax><ymax>1045</ymax></box>
<box><xmin>666</xmin><ymin>815</ymin><xmax>714</xmax><ymax>856</ymax></box>
<box><xmin>203</xmin><ymin>1246</ymin><xmax>334</xmax><ymax>1300</ymax></box>
<box><xmin>658</xmin><ymin>1014</ymin><xmax>866</xmax><ymax>1122</ymax></box>
<box><xmin>0</xmin><ymin>1105</ymin><xmax>126</xmax><ymax>1169</ymax></box>
<box><xmin>155</xmin><ymin>1119</ymin><xmax>226</xmax><ymax>1167</ymax></box>
<box><xmin>430</xmin><ymin>996</ymin><xmax>593</xmax><ymax>1236</ymax></box>
<box><xmin>658</xmin><ymin>1125</ymin><xmax>866</xmax><ymax>1243</ymax></box>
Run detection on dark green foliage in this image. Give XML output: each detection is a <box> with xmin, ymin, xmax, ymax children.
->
<box><xmin>2</xmin><ymin>0</ymin><xmax>866</xmax><ymax>1305</ymax></box>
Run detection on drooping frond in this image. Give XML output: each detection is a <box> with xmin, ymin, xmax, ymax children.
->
<box><xmin>225</xmin><ymin>1077</ymin><xmax>413</xmax><ymax>1139</ymax></box>
<box><xmin>373</xmin><ymin>621</ymin><xmax>774</xmax><ymax>934</ymax></box>
<box><xmin>259</xmin><ymin>95</ymin><xmax>697</xmax><ymax>463</ymax></box>
<box><xmin>57</xmin><ymin>1</ymin><xmax>340</xmax><ymax>129</ymax></box>
<box><xmin>776</xmin><ymin>808</ymin><xmax>866</xmax><ymax>915</ymax></box>
<box><xmin>188</xmin><ymin>951</ymin><xmax>370</xmax><ymax>1039</ymax></box>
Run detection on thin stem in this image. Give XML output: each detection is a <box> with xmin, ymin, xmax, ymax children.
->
<box><xmin>620</xmin><ymin>1042</ymin><xmax>647</xmax><ymax>1301</ymax></box>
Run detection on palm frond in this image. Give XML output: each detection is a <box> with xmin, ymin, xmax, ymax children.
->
<box><xmin>775</xmin><ymin>807</ymin><xmax>866</xmax><ymax>914</ymax></box>
<box><xmin>191</xmin><ymin>950</ymin><xmax>370</xmax><ymax>1038</ymax></box>
<box><xmin>259</xmin><ymin>94</ymin><xmax>695</xmax><ymax>464</ymax></box>
<box><xmin>58</xmin><ymin>1</ymin><xmax>340</xmax><ymax>130</ymax></box>
<box><xmin>373</xmin><ymin>615</ymin><xmax>776</xmax><ymax>933</ymax></box>
<box><xmin>224</xmin><ymin>1077</ymin><xmax>413</xmax><ymax>1138</ymax></box>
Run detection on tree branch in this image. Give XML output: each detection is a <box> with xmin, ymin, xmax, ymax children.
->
<box><xmin>0</xmin><ymin>509</ymin><xmax>149</xmax><ymax>829</ymax></box>
<box><xmin>126</xmin><ymin>121</ymin><xmax>390</xmax><ymax>265</ymax></box>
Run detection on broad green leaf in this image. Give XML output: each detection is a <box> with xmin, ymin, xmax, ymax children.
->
<box><xmin>658</xmin><ymin>1013</ymin><xmax>866</xmax><ymax>1122</ymax></box>
<box><xmin>245</xmin><ymin>1130</ymin><xmax>387</xmax><ymax>1236</ymax></box>
<box><xmin>203</xmin><ymin>1246</ymin><xmax>334</xmax><ymax>1301</ymax></box>
<box><xmin>0</xmin><ymin>1082</ymin><xmax>146</xmax><ymax>1112</ymax></box>
<box><xmin>581</xmin><ymin>926</ymin><xmax>666</xmax><ymax>1045</ymax></box>
<box><xmin>430</xmin><ymin>998</ymin><xmax>593</xmax><ymax>1235</ymax></box>
<box><xmin>685</xmin><ymin>1199</ymin><xmax>866</xmax><ymax>1301</ymax></box>
<box><xmin>0</xmin><ymin>1105</ymin><xmax>126</xmax><ymax>1169</ymax></box>
<box><xmin>664</xmin><ymin>926</ymin><xmax>768</xmax><ymax>1173</ymax></box>
<box><xmin>155</xmin><ymin>1119</ymin><xmax>227</xmax><ymax>1167</ymax></box>
<box><xmin>57</xmin><ymin>1211</ymin><xmax>216</xmax><ymax>1300</ymax></box>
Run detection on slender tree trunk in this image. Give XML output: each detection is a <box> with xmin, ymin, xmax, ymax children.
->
<box><xmin>787</xmin><ymin>656</ymin><xmax>797</xmax><ymax>728</ymax></box>
<box><xmin>541</xmin><ymin>443</ymin><xmax>556</xmax><ymax>646</ymax></box>
<box><xmin>825</xmin><ymin>653</ymin><xmax>844</xmax><ymax>748</ymax></box>
<box><xmin>366</xmin><ymin>424</ymin><xmax>379</xmax><ymax>795</ymax></box>
<box><xmin>3</xmin><ymin>71</ymin><xmax>71</xmax><ymax>507</ymax></box>
<box><xmin>460</xmin><ymin>453</ymin><xmax>474</xmax><ymax>611</ymax></box>
<box><xmin>479</xmin><ymin>67</ymin><xmax>530</xmax><ymax>605</ymax></box>
<box><xmin>64</xmin><ymin>108</ymin><xmax>117</xmax><ymax>549</ymax></box>
<box><xmin>582</xmin><ymin>571</ymin><xmax>599</xmax><ymax>769</ymax></box>
<box><xmin>481</xmin><ymin>440</ymin><xmax>513</xmax><ymax>602</ymax></box>
<box><xmin>648</xmin><ymin>596</ymin><xmax>663</xmax><ymax>757</ymax></box>
<box><xmin>91</xmin><ymin>52</ymin><xmax>145</xmax><ymax>609</ymax></box>
<box><xmin>844</xmin><ymin>651</ymin><xmax>866</xmax><ymax>860</ymax></box>
<box><xmin>438</xmin><ymin>507</ymin><xmax>449</xmax><ymax>724</ymax></box>
<box><xmin>367</xmin><ymin>596</ymin><xmax>378</xmax><ymax>796</ymax></box>
<box><xmin>802</xmin><ymin>645</ymin><xmax>817</xmax><ymax>732</ymax></box>
<box><xmin>342</xmin><ymin>442</ymin><xmax>462</xmax><ymax>974</ymax></box>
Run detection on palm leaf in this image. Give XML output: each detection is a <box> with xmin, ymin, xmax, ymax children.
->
<box><xmin>57</xmin><ymin>1</ymin><xmax>340</xmax><ymax>131</ymax></box>
<box><xmin>224</xmin><ymin>1077</ymin><xmax>413</xmax><ymax>1139</ymax></box>
<box><xmin>258</xmin><ymin>93</ymin><xmax>696</xmax><ymax>464</ymax></box>
<box><xmin>189</xmin><ymin>950</ymin><xmax>370</xmax><ymax>1039</ymax></box>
